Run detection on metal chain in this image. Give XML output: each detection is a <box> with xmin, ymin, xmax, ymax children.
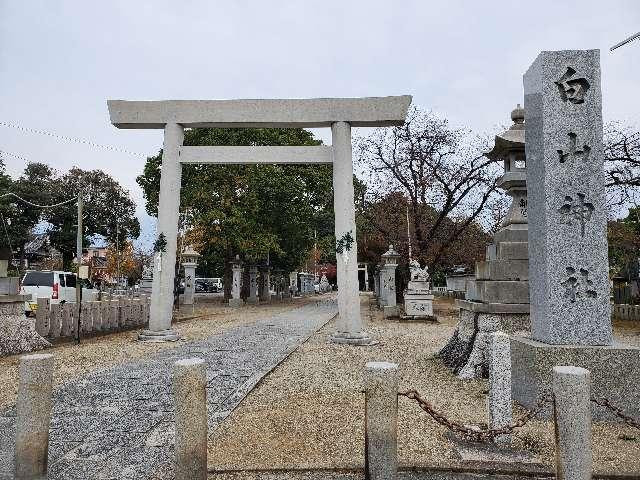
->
<box><xmin>591</xmin><ymin>397</ymin><xmax>640</xmax><ymax>430</ymax></box>
<box><xmin>398</xmin><ymin>389</ymin><xmax>553</xmax><ymax>443</ymax></box>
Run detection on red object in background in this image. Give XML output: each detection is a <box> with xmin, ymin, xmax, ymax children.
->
<box><xmin>318</xmin><ymin>263</ymin><xmax>337</xmax><ymax>283</ymax></box>
<box><xmin>52</xmin><ymin>283</ymin><xmax>59</xmax><ymax>299</ymax></box>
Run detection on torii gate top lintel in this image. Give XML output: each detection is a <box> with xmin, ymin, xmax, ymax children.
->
<box><xmin>107</xmin><ymin>95</ymin><xmax>412</xmax><ymax>129</ymax></box>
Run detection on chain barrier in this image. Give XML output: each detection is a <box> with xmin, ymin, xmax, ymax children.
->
<box><xmin>398</xmin><ymin>389</ymin><xmax>640</xmax><ymax>442</ymax></box>
<box><xmin>591</xmin><ymin>397</ymin><xmax>640</xmax><ymax>430</ymax></box>
<box><xmin>398</xmin><ymin>389</ymin><xmax>554</xmax><ymax>443</ymax></box>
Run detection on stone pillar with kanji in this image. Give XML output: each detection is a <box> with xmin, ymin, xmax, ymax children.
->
<box><xmin>511</xmin><ymin>49</ymin><xmax>640</xmax><ymax>419</ymax></box>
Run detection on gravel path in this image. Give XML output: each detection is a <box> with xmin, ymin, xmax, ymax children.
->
<box><xmin>208</xmin><ymin>295</ymin><xmax>640</xmax><ymax>477</ymax></box>
<box><xmin>0</xmin><ymin>298</ymin><xmax>337</xmax><ymax>480</ymax></box>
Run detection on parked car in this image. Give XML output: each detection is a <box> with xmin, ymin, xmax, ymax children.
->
<box><xmin>194</xmin><ymin>278</ymin><xmax>209</xmax><ymax>293</ymax></box>
<box><xmin>20</xmin><ymin>270</ymin><xmax>95</xmax><ymax>315</ymax></box>
<box><xmin>209</xmin><ymin>277</ymin><xmax>223</xmax><ymax>292</ymax></box>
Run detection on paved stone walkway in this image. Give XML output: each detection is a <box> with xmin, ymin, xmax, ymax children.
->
<box><xmin>0</xmin><ymin>299</ymin><xmax>337</xmax><ymax>480</ymax></box>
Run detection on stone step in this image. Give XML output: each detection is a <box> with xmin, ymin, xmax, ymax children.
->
<box><xmin>496</xmin><ymin>241</ymin><xmax>528</xmax><ymax>260</ymax></box>
<box><xmin>467</xmin><ymin>280</ymin><xmax>529</xmax><ymax>304</ymax></box>
<box><xmin>475</xmin><ymin>260</ymin><xmax>528</xmax><ymax>281</ymax></box>
<box><xmin>492</xmin><ymin>226</ymin><xmax>528</xmax><ymax>243</ymax></box>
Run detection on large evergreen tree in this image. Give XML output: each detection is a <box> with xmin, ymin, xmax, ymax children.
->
<box><xmin>136</xmin><ymin>128</ymin><xmax>335</xmax><ymax>294</ymax></box>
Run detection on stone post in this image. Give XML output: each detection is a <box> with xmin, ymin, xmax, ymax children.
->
<box><xmin>487</xmin><ymin>332</ymin><xmax>512</xmax><ymax>444</ymax></box>
<box><xmin>553</xmin><ymin>366</ymin><xmax>592</xmax><ymax>480</ymax></box>
<box><xmin>524</xmin><ymin>50</ymin><xmax>610</xmax><ymax>345</ymax></box>
<box><xmin>380</xmin><ymin>245</ymin><xmax>400</xmax><ymax>318</ymax></box>
<box><xmin>373</xmin><ymin>267</ymin><xmax>380</xmax><ymax>300</ymax></box>
<box><xmin>364</xmin><ymin>263</ymin><xmax>369</xmax><ymax>291</ymax></box>
<box><xmin>182</xmin><ymin>262</ymin><xmax>197</xmax><ymax>306</ymax></box>
<box><xmin>331</xmin><ymin>121</ymin><xmax>371</xmax><ymax>344</ymax></box>
<box><xmin>230</xmin><ymin>256</ymin><xmax>244</xmax><ymax>308</ymax></box>
<box><xmin>35</xmin><ymin>297</ymin><xmax>50</xmax><ymax>337</ymax></box>
<box><xmin>289</xmin><ymin>272</ymin><xmax>298</xmax><ymax>296</ymax></box>
<box><xmin>173</xmin><ymin>358</ymin><xmax>207</xmax><ymax>480</ymax></box>
<box><xmin>247</xmin><ymin>266</ymin><xmax>259</xmax><ymax>304</ymax></box>
<box><xmin>260</xmin><ymin>267</ymin><xmax>271</xmax><ymax>303</ymax></box>
<box><xmin>14</xmin><ymin>353</ymin><xmax>54</xmax><ymax>480</ymax></box>
<box><xmin>365</xmin><ymin>361</ymin><xmax>399</xmax><ymax>480</ymax></box>
<box><xmin>142</xmin><ymin>122</ymin><xmax>183</xmax><ymax>342</ymax></box>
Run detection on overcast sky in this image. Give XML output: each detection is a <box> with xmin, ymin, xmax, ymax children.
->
<box><xmin>1</xmin><ymin>1</ymin><xmax>638</xmax><ymax>248</ymax></box>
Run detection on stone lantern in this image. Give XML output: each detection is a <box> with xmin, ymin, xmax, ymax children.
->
<box><xmin>486</xmin><ymin>104</ymin><xmax>527</xmax><ymax>240</ymax></box>
<box><xmin>380</xmin><ymin>245</ymin><xmax>400</xmax><ymax>318</ymax></box>
<box><xmin>440</xmin><ymin>105</ymin><xmax>530</xmax><ymax>378</ymax></box>
<box><xmin>229</xmin><ymin>255</ymin><xmax>244</xmax><ymax>307</ymax></box>
<box><xmin>181</xmin><ymin>245</ymin><xmax>201</xmax><ymax>306</ymax></box>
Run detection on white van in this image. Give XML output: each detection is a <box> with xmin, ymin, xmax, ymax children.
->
<box><xmin>210</xmin><ymin>278</ymin><xmax>223</xmax><ymax>292</ymax></box>
<box><xmin>20</xmin><ymin>270</ymin><xmax>86</xmax><ymax>315</ymax></box>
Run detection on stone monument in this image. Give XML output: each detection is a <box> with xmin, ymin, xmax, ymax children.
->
<box><xmin>512</xmin><ymin>49</ymin><xmax>640</xmax><ymax>418</ymax></box>
<box><xmin>247</xmin><ymin>266</ymin><xmax>259</xmax><ymax>304</ymax></box>
<box><xmin>0</xmin><ymin>250</ymin><xmax>50</xmax><ymax>356</ymax></box>
<box><xmin>229</xmin><ymin>255</ymin><xmax>244</xmax><ymax>308</ymax></box>
<box><xmin>181</xmin><ymin>245</ymin><xmax>200</xmax><ymax>306</ymax></box>
<box><xmin>139</xmin><ymin>260</ymin><xmax>154</xmax><ymax>294</ymax></box>
<box><xmin>379</xmin><ymin>245</ymin><xmax>400</xmax><ymax>318</ymax></box>
<box><xmin>402</xmin><ymin>259</ymin><xmax>435</xmax><ymax>320</ymax></box>
<box><xmin>319</xmin><ymin>273</ymin><xmax>331</xmax><ymax>293</ymax></box>
<box><xmin>440</xmin><ymin>105</ymin><xmax>530</xmax><ymax>378</ymax></box>
<box><xmin>260</xmin><ymin>265</ymin><xmax>271</xmax><ymax>303</ymax></box>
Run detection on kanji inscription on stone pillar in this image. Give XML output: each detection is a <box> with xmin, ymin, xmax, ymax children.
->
<box><xmin>524</xmin><ymin>49</ymin><xmax>611</xmax><ymax>345</ymax></box>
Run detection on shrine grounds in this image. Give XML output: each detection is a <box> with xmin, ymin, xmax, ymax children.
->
<box><xmin>0</xmin><ymin>294</ymin><xmax>639</xmax><ymax>478</ymax></box>
<box><xmin>206</xmin><ymin>295</ymin><xmax>640</xmax><ymax>478</ymax></box>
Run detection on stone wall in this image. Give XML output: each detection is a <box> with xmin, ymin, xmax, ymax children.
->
<box><xmin>34</xmin><ymin>295</ymin><xmax>151</xmax><ymax>340</ymax></box>
<box><xmin>612</xmin><ymin>303</ymin><xmax>640</xmax><ymax>322</ymax></box>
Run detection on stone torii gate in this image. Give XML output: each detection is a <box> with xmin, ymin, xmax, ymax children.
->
<box><xmin>108</xmin><ymin>96</ymin><xmax>411</xmax><ymax>345</ymax></box>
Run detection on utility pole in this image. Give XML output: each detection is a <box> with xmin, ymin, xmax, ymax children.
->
<box><xmin>75</xmin><ymin>192</ymin><xmax>83</xmax><ymax>344</ymax></box>
<box><xmin>406</xmin><ymin>204</ymin><xmax>412</xmax><ymax>260</ymax></box>
<box><xmin>116</xmin><ymin>217</ymin><xmax>121</xmax><ymax>288</ymax></box>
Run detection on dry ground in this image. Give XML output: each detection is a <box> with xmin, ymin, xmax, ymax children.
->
<box><xmin>208</xmin><ymin>295</ymin><xmax>640</xmax><ymax>477</ymax></box>
<box><xmin>0</xmin><ymin>296</ymin><xmax>318</xmax><ymax>411</ymax></box>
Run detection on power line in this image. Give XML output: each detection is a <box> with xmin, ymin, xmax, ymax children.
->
<box><xmin>0</xmin><ymin>121</ymin><xmax>146</xmax><ymax>157</ymax></box>
<box><xmin>0</xmin><ymin>150</ymin><xmax>30</xmax><ymax>164</ymax></box>
<box><xmin>611</xmin><ymin>32</ymin><xmax>640</xmax><ymax>52</ymax></box>
<box><xmin>0</xmin><ymin>192</ymin><xmax>76</xmax><ymax>209</ymax></box>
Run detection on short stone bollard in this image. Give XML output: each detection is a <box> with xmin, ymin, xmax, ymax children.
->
<box><xmin>14</xmin><ymin>353</ymin><xmax>54</xmax><ymax>480</ymax></box>
<box><xmin>487</xmin><ymin>331</ymin><xmax>512</xmax><ymax>444</ymax></box>
<box><xmin>365</xmin><ymin>361</ymin><xmax>399</xmax><ymax>480</ymax></box>
<box><xmin>173</xmin><ymin>358</ymin><xmax>208</xmax><ymax>480</ymax></box>
<box><xmin>553</xmin><ymin>366</ymin><xmax>592</xmax><ymax>480</ymax></box>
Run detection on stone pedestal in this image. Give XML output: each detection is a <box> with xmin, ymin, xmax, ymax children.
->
<box><xmin>403</xmin><ymin>267</ymin><xmax>435</xmax><ymax>320</ymax></box>
<box><xmin>511</xmin><ymin>336</ymin><xmax>640</xmax><ymax>420</ymax></box>
<box><xmin>247</xmin><ymin>266</ymin><xmax>259</xmax><ymax>304</ymax></box>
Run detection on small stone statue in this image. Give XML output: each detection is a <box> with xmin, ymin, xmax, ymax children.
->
<box><xmin>409</xmin><ymin>259</ymin><xmax>430</xmax><ymax>282</ymax></box>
